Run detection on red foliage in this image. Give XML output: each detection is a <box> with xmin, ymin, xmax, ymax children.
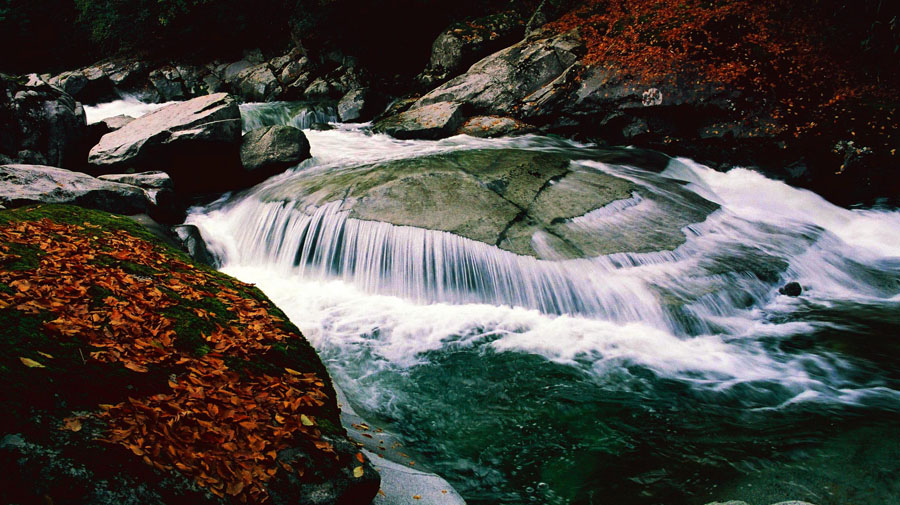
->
<box><xmin>549</xmin><ymin>0</ymin><xmax>898</xmax><ymax>142</ymax></box>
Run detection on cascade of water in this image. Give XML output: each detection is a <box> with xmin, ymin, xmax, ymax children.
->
<box><xmin>239</xmin><ymin>101</ymin><xmax>339</xmax><ymax>132</ymax></box>
<box><xmin>193</xmin><ymin>199</ymin><xmax>677</xmax><ymax>329</ymax></box>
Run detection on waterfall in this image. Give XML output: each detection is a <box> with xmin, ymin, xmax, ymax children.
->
<box><xmin>239</xmin><ymin>101</ymin><xmax>339</xmax><ymax>131</ymax></box>
<box><xmin>192</xmin><ymin>199</ymin><xmax>679</xmax><ymax>329</ymax></box>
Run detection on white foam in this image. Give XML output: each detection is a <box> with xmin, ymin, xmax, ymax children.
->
<box><xmin>83</xmin><ymin>95</ymin><xmax>176</xmax><ymax>124</ymax></box>
<box><xmin>663</xmin><ymin>158</ymin><xmax>900</xmax><ymax>259</ymax></box>
<box><xmin>218</xmin><ymin>265</ymin><xmax>851</xmax><ymax>398</ymax></box>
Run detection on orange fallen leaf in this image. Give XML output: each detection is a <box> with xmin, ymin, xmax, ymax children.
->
<box><xmin>123</xmin><ymin>362</ymin><xmax>149</xmax><ymax>373</ymax></box>
<box><xmin>61</xmin><ymin>417</ymin><xmax>82</xmax><ymax>432</ymax></box>
<box><xmin>19</xmin><ymin>357</ymin><xmax>45</xmax><ymax>368</ymax></box>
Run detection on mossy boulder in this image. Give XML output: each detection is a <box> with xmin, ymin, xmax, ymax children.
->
<box><xmin>0</xmin><ymin>205</ymin><xmax>378</xmax><ymax>505</ymax></box>
<box><xmin>259</xmin><ymin>148</ymin><xmax>716</xmax><ymax>259</ymax></box>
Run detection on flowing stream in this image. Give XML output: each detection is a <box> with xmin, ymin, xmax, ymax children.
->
<box><xmin>95</xmin><ymin>100</ymin><xmax>900</xmax><ymax>505</ymax></box>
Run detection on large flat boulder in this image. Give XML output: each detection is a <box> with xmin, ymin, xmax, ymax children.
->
<box><xmin>258</xmin><ymin>148</ymin><xmax>718</xmax><ymax>259</ymax></box>
<box><xmin>87</xmin><ymin>93</ymin><xmax>244</xmax><ymax>192</ymax></box>
<box><xmin>88</xmin><ymin>93</ymin><xmax>240</xmax><ymax>169</ymax></box>
<box><xmin>0</xmin><ymin>164</ymin><xmax>146</xmax><ymax>214</ymax></box>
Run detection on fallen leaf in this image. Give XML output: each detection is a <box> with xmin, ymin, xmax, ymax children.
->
<box><xmin>299</xmin><ymin>414</ymin><xmax>314</xmax><ymax>426</ymax></box>
<box><xmin>19</xmin><ymin>357</ymin><xmax>45</xmax><ymax>368</ymax></box>
<box><xmin>284</xmin><ymin>367</ymin><xmax>302</xmax><ymax>375</ymax></box>
<box><xmin>61</xmin><ymin>417</ymin><xmax>82</xmax><ymax>432</ymax></box>
<box><xmin>353</xmin><ymin>466</ymin><xmax>364</xmax><ymax>478</ymax></box>
<box><xmin>356</xmin><ymin>452</ymin><xmax>365</xmax><ymax>463</ymax></box>
<box><xmin>413</xmin><ymin>495</ymin><xmax>421</xmax><ymax>500</ymax></box>
<box><xmin>37</xmin><ymin>351</ymin><xmax>54</xmax><ymax>359</ymax></box>
<box><xmin>123</xmin><ymin>362</ymin><xmax>149</xmax><ymax>373</ymax></box>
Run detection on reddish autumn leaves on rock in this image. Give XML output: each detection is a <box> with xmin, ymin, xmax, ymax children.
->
<box><xmin>0</xmin><ymin>215</ymin><xmax>335</xmax><ymax>503</ymax></box>
<box><xmin>550</xmin><ymin>0</ymin><xmax>898</xmax><ymax>140</ymax></box>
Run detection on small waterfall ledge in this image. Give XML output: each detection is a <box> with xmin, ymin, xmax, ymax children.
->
<box><xmin>190</xmin><ymin>198</ymin><xmax>677</xmax><ymax>328</ymax></box>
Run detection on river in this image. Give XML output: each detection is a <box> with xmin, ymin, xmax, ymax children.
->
<box><xmin>94</xmin><ymin>98</ymin><xmax>900</xmax><ymax>505</ymax></box>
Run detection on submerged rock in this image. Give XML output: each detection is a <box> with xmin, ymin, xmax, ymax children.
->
<box><xmin>0</xmin><ymin>164</ymin><xmax>146</xmax><ymax>214</ymax></box>
<box><xmin>99</xmin><ymin>171</ymin><xmax>181</xmax><ymax>223</ymax></box>
<box><xmin>779</xmin><ymin>281</ymin><xmax>803</xmax><ymax>297</ymax></box>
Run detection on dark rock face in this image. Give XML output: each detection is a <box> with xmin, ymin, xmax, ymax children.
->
<box><xmin>418</xmin><ymin>11</ymin><xmax>526</xmax><ymax>86</ymax></box>
<box><xmin>0</xmin><ymin>74</ymin><xmax>87</xmax><ymax>168</ymax></box>
<box><xmin>337</xmin><ymin>88</ymin><xmax>384</xmax><ymax>123</ymax></box>
<box><xmin>372</xmin><ymin>101</ymin><xmax>465</xmax><ymax>140</ymax></box>
<box><xmin>240</xmin><ymin>125</ymin><xmax>311</xmax><ymax>184</ymax></box>
<box><xmin>87</xmin><ymin>93</ymin><xmax>245</xmax><ymax>193</ymax></box>
<box><xmin>172</xmin><ymin>224</ymin><xmax>220</xmax><ymax>267</ymax></box>
<box><xmin>98</xmin><ymin>171</ymin><xmax>183</xmax><ymax>223</ymax></box>
<box><xmin>0</xmin><ymin>164</ymin><xmax>146</xmax><ymax>214</ymax></box>
<box><xmin>415</xmin><ymin>30</ymin><xmax>583</xmax><ymax>116</ymax></box>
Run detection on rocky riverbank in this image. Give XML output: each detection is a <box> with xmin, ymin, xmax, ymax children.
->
<box><xmin>5</xmin><ymin>1</ymin><xmax>895</xmax><ymax>207</ymax></box>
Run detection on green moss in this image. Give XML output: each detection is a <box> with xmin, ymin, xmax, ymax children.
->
<box><xmin>162</xmin><ymin>299</ymin><xmax>232</xmax><ymax>357</ymax></box>
<box><xmin>92</xmin><ymin>254</ymin><xmax>164</xmax><ymax>278</ymax></box>
<box><xmin>1</xmin><ymin>241</ymin><xmax>44</xmax><ymax>271</ymax></box>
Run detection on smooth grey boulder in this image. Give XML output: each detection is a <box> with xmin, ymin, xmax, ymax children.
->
<box><xmin>373</xmin><ymin>101</ymin><xmax>465</xmax><ymax>140</ymax></box>
<box><xmin>0</xmin><ymin>164</ymin><xmax>146</xmax><ymax>214</ymax></box>
<box><xmin>87</xmin><ymin>93</ymin><xmax>242</xmax><ymax>190</ymax></box>
<box><xmin>257</xmin><ymin>148</ymin><xmax>717</xmax><ymax>259</ymax></box>
<box><xmin>240</xmin><ymin>125</ymin><xmax>311</xmax><ymax>181</ymax></box>
<box><xmin>99</xmin><ymin>170</ymin><xmax>182</xmax><ymax>222</ymax></box>
<box><xmin>87</xmin><ymin>93</ymin><xmax>245</xmax><ymax>192</ymax></box>
<box><xmin>1</xmin><ymin>74</ymin><xmax>87</xmax><ymax>168</ymax></box>
<box><xmin>416</xmin><ymin>30</ymin><xmax>583</xmax><ymax>117</ymax></box>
